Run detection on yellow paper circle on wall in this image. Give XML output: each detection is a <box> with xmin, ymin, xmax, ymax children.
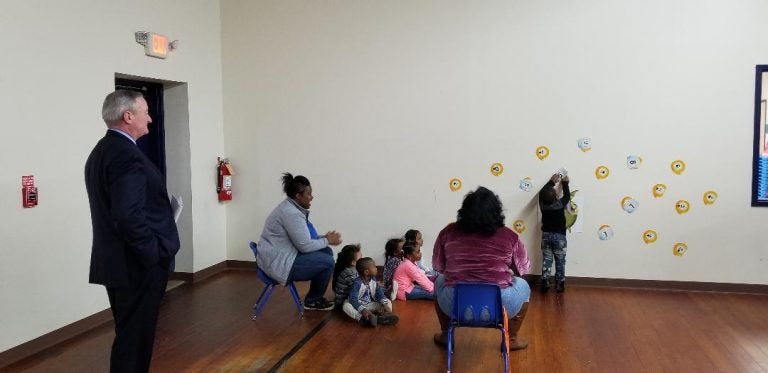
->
<box><xmin>490</xmin><ymin>163</ymin><xmax>504</xmax><ymax>176</ymax></box>
<box><xmin>512</xmin><ymin>219</ymin><xmax>526</xmax><ymax>234</ymax></box>
<box><xmin>671</xmin><ymin>160</ymin><xmax>686</xmax><ymax>175</ymax></box>
<box><xmin>449</xmin><ymin>178</ymin><xmax>462</xmax><ymax>192</ymax></box>
<box><xmin>673</xmin><ymin>242</ymin><xmax>688</xmax><ymax>257</ymax></box>
<box><xmin>642</xmin><ymin>230</ymin><xmax>658</xmax><ymax>244</ymax></box>
<box><xmin>536</xmin><ymin>146</ymin><xmax>550</xmax><ymax>160</ymax></box>
<box><xmin>595</xmin><ymin>165</ymin><xmax>610</xmax><ymax>180</ymax></box>
<box><xmin>703</xmin><ymin>190</ymin><xmax>718</xmax><ymax>205</ymax></box>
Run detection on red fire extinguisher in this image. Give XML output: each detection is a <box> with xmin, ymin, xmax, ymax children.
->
<box><xmin>217</xmin><ymin>157</ymin><xmax>233</xmax><ymax>202</ymax></box>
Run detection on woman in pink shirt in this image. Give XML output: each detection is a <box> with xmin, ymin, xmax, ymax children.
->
<box><xmin>393</xmin><ymin>243</ymin><xmax>434</xmax><ymax>300</ymax></box>
<box><xmin>432</xmin><ymin>186</ymin><xmax>531</xmax><ymax>351</ymax></box>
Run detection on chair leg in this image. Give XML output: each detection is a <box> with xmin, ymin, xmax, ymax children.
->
<box><xmin>447</xmin><ymin>326</ymin><xmax>454</xmax><ymax>373</ymax></box>
<box><xmin>252</xmin><ymin>284</ymin><xmax>276</xmax><ymax>319</ymax></box>
<box><xmin>254</xmin><ymin>284</ymin><xmax>270</xmax><ymax>306</ymax></box>
<box><xmin>501</xmin><ymin>328</ymin><xmax>510</xmax><ymax>373</ymax></box>
<box><xmin>287</xmin><ymin>282</ymin><xmax>304</xmax><ymax>318</ymax></box>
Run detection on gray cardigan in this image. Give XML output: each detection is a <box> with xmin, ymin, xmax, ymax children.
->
<box><xmin>256</xmin><ymin>198</ymin><xmax>329</xmax><ymax>283</ymax></box>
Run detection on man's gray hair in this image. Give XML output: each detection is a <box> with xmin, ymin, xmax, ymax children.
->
<box><xmin>101</xmin><ymin>90</ymin><xmax>143</xmax><ymax>126</ymax></box>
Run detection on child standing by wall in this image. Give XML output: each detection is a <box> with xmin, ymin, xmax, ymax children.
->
<box><xmin>382</xmin><ymin>238</ymin><xmax>404</xmax><ymax>300</ymax></box>
<box><xmin>539</xmin><ymin>173</ymin><xmax>570</xmax><ymax>293</ymax></box>
<box><xmin>333</xmin><ymin>244</ymin><xmax>362</xmax><ymax>308</ymax></box>
<box><xmin>393</xmin><ymin>243</ymin><xmax>434</xmax><ymax>300</ymax></box>
<box><xmin>345</xmin><ymin>257</ymin><xmax>399</xmax><ymax>327</ymax></box>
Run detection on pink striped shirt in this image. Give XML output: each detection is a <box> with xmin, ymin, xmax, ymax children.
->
<box><xmin>393</xmin><ymin>259</ymin><xmax>434</xmax><ymax>300</ymax></box>
<box><xmin>432</xmin><ymin>223</ymin><xmax>530</xmax><ymax>288</ymax></box>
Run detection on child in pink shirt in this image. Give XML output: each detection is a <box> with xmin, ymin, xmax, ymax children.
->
<box><xmin>394</xmin><ymin>243</ymin><xmax>434</xmax><ymax>300</ymax></box>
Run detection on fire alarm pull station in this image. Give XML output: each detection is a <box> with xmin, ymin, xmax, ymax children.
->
<box><xmin>22</xmin><ymin>175</ymin><xmax>38</xmax><ymax>208</ymax></box>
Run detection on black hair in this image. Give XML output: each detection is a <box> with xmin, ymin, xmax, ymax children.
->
<box><xmin>356</xmin><ymin>257</ymin><xmax>375</xmax><ymax>275</ymax></box>
<box><xmin>332</xmin><ymin>244</ymin><xmax>362</xmax><ymax>290</ymax></box>
<box><xmin>456</xmin><ymin>186</ymin><xmax>505</xmax><ymax>236</ymax></box>
<box><xmin>540</xmin><ymin>185</ymin><xmax>557</xmax><ymax>205</ymax></box>
<box><xmin>402</xmin><ymin>242</ymin><xmax>417</xmax><ymax>258</ymax></box>
<box><xmin>384</xmin><ymin>238</ymin><xmax>404</xmax><ymax>261</ymax></box>
<box><xmin>281</xmin><ymin>172</ymin><xmax>311</xmax><ymax>199</ymax></box>
<box><xmin>404</xmin><ymin>229</ymin><xmax>420</xmax><ymax>243</ymax></box>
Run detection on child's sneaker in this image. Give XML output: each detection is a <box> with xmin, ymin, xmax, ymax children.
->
<box><xmin>304</xmin><ymin>298</ymin><xmax>334</xmax><ymax>311</ymax></box>
<box><xmin>359</xmin><ymin>315</ymin><xmax>378</xmax><ymax>327</ymax></box>
<box><xmin>377</xmin><ymin>313</ymin><xmax>399</xmax><ymax>326</ymax></box>
<box><xmin>555</xmin><ymin>280</ymin><xmax>565</xmax><ymax>293</ymax></box>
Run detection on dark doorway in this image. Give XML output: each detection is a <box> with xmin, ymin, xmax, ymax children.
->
<box><xmin>115</xmin><ymin>78</ymin><xmax>166</xmax><ymax>179</ymax></box>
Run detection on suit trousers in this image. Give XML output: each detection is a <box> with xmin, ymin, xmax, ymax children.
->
<box><xmin>106</xmin><ymin>265</ymin><xmax>169</xmax><ymax>373</ymax></box>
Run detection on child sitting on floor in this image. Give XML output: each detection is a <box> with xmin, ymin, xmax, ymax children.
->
<box><xmin>345</xmin><ymin>257</ymin><xmax>399</xmax><ymax>327</ymax></box>
<box><xmin>332</xmin><ymin>244</ymin><xmax>362</xmax><ymax>308</ymax></box>
<box><xmin>404</xmin><ymin>228</ymin><xmax>436</xmax><ymax>278</ymax></box>
<box><xmin>394</xmin><ymin>243</ymin><xmax>434</xmax><ymax>300</ymax></box>
<box><xmin>382</xmin><ymin>238</ymin><xmax>404</xmax><ymax>300</ymax></box>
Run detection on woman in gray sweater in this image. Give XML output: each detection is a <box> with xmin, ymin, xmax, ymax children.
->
<box><xmin>256</xmin><ymin>173</ymin><xmax>343</xmax><ymax>310</ymax></box>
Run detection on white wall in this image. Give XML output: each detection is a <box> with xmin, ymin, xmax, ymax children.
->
<box><xmin>0</xmin><ymin>0</ymin><xmax>226</xmax><ymax>352</ymax></box>
<box><xmin>5</xmin><ymin>0</ymin><xmax>768</xmax><ymax>358</ymax></box>
<box><xmin>222</xmin><ymin>0</ymin><xmax>768</xmax><ymax>285</ymax></box>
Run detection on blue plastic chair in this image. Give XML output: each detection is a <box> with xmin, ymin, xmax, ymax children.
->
<box><xmin>447</xmin><ymin>282</ymin><xmax>509</xmax><ymax>373</ymax></box>
<box><xmin>249</xmin><ymin>242</ymin><xmax>304</xmax><ymax>319</ymax></box>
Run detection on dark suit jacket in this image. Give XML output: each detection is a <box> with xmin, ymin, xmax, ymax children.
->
<box><xmin>85</xmin><ymin>130</ymin><xmax>180</xmax><ymax>288</ymax></box>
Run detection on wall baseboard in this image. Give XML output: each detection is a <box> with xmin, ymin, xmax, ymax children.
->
<box><xmin>0</xmin><ymin>260</ymin><xmax>249</xmax><ymax>369</ymax></box>
<box><xmin>545</xmin><ymin>275</ymin><xmax>768</xmax><ymax>294</ymax></box>
<box><xmin>0</xmin><ymin>308</ymin><xmax>113</xmax><ymax>369</ymax></box>
<box><xmin>171</xmin><ymin>261</ymin><xmax>230</xmax><ymax>284</ymax></box>
<box><xmin>3</xmin><ymin>262</ymin><xmax>766</xmax><ymax>369</ymax></box>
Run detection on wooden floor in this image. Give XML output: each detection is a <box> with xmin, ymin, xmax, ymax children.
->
<box><xmin>6</xmin><ymin>270</ymin><xmax>768</xmax><ymax>372</ymax></box>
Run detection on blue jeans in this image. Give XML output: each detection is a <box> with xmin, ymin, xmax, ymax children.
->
<box><xmin>541</xmin><ymin>232</ymin><xmax>567</xmax><ymax>283</ymax></box>
<box><xmin>434</xmin><ymin>274</ymin><xmax>531</xmax><ymax>317</ymax></box>
<box><xmin>288</xmin><ymin>247</ymin><xmax>334</xmax><ymax>303</ymax></box>
<box><xmin>405</xmin><ymin>284</ymin><xmax>434</xmax><ymax>300</ymax></box>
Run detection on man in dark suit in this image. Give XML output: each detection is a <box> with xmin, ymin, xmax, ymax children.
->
<box><xmin>85</xmin><ymin>90</ymin><xmax>180</xmax><ymax>373</ymax></box>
